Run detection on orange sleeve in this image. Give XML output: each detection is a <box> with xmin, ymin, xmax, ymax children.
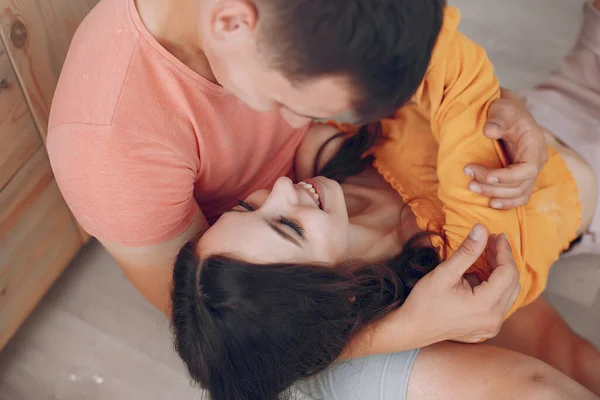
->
<box><xmin>47</xmin><ymin>123</ymin><xmax>198</xmax><ymax>247</ymax></box>
<box><xmin>412</xmin><ymin>15</ymin><xmax>530</xmax><ymax>316</ymax></box>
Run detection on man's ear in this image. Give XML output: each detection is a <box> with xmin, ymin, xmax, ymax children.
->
<box><xmin>209</xmin><ymin>0</ymin><xmax>258</xmax><ymax>42</ymax></box>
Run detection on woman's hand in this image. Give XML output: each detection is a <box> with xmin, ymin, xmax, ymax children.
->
<box><xmin>465</xmin><ymin>89</ymin><xmax>549</xmax><ymax>210</ymax></box>
<box><xmin>402</xmin><ymin>224</ymin><xmax>521</xmax><ymax>344</ymax></box>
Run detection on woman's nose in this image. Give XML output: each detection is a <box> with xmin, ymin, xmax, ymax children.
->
<box><xmin>264</xmin><ymin>177</ymin><xmax>298</xmax><ymax>207</ymax></box>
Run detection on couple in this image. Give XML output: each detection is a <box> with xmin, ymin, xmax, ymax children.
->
<box><xmin>171</xmin><ymin>3</ymin><xmax>600</xmax><ymax>400</ymax></box>
<box><xmin>47</xmin><ymin>0</ymin><xmax>598</xmax><ymax>398</ymax></box>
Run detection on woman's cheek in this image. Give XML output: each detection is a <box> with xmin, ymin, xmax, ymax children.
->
<box><xmin>245</xmin><ymin>190</ymin><xmax>270</xmax><ymax>207</ymax></box>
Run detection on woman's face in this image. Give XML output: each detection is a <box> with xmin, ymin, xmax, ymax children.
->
<box><xmin>198</xmin><ymin>177</ymin><xmax>350</xmax><ymax>264</ymax></box>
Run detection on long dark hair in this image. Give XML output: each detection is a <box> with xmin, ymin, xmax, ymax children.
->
<box><xmin>171</xmin><ymin>123</ymin><xmax>440</xmax><ymax>400</ymax></box>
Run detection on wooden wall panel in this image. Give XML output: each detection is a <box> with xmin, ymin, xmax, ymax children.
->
<box><xmin>0</xmin><ymin>149</ymin><xmax>81</xmax><ymax>350</ymax></box>
<box><xmin>0</xmin><ymin>35</ymin><xmax>40</xmax><ymax>190</ymax></box>
<box><xmin>0</xmin><ymin>0</ymin><xmax>99</xmax><ymax>138</ymax></box>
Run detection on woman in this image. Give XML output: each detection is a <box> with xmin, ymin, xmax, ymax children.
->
<box><xmin>171</xmin><ymin>2</ymin><xmax>600</xmax><ymax>400</ymax></box>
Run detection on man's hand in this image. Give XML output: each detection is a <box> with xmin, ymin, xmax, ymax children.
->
<box><xmin>465</xmin><ymin>89</ymin><xmax>549</xmax><ymax>209</ymax></box>
<box><xmin>402</xmin><ymin>224</ymin><xmax>521</xmax><ymax>344</ymax></box>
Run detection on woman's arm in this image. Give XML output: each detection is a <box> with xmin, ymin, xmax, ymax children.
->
<box><xmin>410</xmin><ymin>11</ymin><xmax>531</xmax><ymax>317</ymax></box>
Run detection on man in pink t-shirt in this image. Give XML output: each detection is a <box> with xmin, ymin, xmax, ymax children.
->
<box><xmin>48</xmin><ymin>0</ymin><xmax>546</xmax><ymax>328</ymax></box>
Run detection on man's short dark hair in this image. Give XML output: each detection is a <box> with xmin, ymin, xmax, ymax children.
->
<box><xmin>257</xmin><ymin>0</ymin><xmax>446</xmax><ymax>122</ymax></box>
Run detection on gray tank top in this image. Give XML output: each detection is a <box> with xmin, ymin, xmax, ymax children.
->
<box><xmin>291</xmin><ymin>349</ymin><xmax>420</xmax><ymax>400</ymax></box>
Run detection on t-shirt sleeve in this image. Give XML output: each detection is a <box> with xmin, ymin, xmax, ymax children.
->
<box><xmin>413</xmin><ymin>29</ymin><xmax>530</xmax><ymax>315</ymax></box>
<box><xmin>47</xmin><ymin>123</ymin><xmax>198</xmax><ymax>247</ymax></box>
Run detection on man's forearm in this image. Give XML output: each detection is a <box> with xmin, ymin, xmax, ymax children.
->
<box><xmin>338</xmin><ymin>307</ymin><xmax>436</xmax><ymax>360</ymax></box>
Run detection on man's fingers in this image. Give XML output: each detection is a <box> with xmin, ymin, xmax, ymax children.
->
<box><xmin>468</xmin><ymin>180</ymin><xmax>527</xmax><ymax>200</ymax></box>
<box><xmin>466</xmin><ymin>162</ymin><xmax>537</xmax><ymax>186</ymax></box>
<box><xmin>488</xmin><ymin>193</ymin><xmax>531</xmax><ymax>210</ymax></box>
<box><xmin>482</xmin><ymin>234</ymin><xmax>520</xmax><ymax>300</ymax></box>
<box><xmin>484</xmin><ymin>162</ymin><xmax>539</xmax><ymax>185</ymax></box>
<box><xmin>483</xmin><ymin>123</ymin><xmax>504</xmax><ymax>140</ymax></box>
<box><xmin>486</xmin><ymin>234</ymin><xmax>499</xmax><ymax>267</ymax></box>
<box><xmin>485</xmin><ymin>101</ymin><xmax>520</xmax><ymax>140</ymax></box>
<box><xmin>440</xmin><ymin>224</ymin><xmax>488</xmax><ymax>280</ymax></box>
<box><xmin>498</xmin><ymin>88</ymin><xmax>521</xmax><ymax>101</ymax></box>
<box><xmin>464</xmin><ymin>164</ymin><xmax>494</xmax><ymax>184</ymax></box>
<box><xmin>494</xmin><ymin>233</ymin><xmax>516</xmax><ymax>265</ymax></box>
<box><xmin>505</xmin><ymin>279</ymin><xmax>522</xmax><ymax>316</ymax></box>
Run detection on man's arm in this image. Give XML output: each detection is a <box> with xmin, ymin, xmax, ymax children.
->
<box><xmin>47</xmin><ymin>124</ymin><xmax>205</xmax><ymax>315</ymax></box>
<box><xmin>466</xmin><ymin>88</ymin><xmax>548</xmax><ymax>209</ymax></box>
<box><xmin>100</xmin><ymin>205</ymin><xmax>209</xmax><ymax>314</ymax></box>
<box><xmin>340</xmin><ymin>225</ymin><xmax>521</xmax><ymax>359</ymax></box>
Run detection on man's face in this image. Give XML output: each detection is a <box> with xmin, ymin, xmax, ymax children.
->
<box><xmin>201</xmin><ymin>0</ymin><xmax>357</xmax><ymax>127</ymax></box>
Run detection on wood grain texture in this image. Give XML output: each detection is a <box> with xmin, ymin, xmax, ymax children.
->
<box><xmin>0</xmin><ymin>0</ymin><xmax>99</xmax><ymax>139</ymax></box>
<box><xmin>0</xmin><ymin>0</ymin><xmax>97</xmax><ymax>243</ymax></box>
<box><xmin>0</xmin><ymin>148</ymin><xmax>81</xmax><ymax>350</ymax></box>
<box><xmin>0</xmin><ymin>35</ymin><xmax>40</xmax><ymax>190</ymax></box>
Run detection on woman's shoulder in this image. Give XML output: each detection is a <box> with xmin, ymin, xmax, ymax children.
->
<box><xmin>372</xmin><ymin>107</ymin><xmax>446</xmax><ymax>243</ymax></box>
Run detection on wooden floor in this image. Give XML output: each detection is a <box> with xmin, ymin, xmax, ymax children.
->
<box><xmin>1</xmin><ymin>0</ymin><xmax>599</xmax><ymax>398</ymax></box>
<box><xmin>0</xmin><ymin>242</ymin><xmax>199</xmax><ymax>400</ymax></box>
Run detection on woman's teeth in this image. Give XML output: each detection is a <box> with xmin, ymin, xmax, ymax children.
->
<box><xmin>298</xmin><ymin>182</ymin><xmax>321</xmax><ymax>207</ymax></box>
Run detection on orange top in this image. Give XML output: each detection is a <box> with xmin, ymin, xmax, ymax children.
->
<box><xmin>47</xmin><ymin>0</ymin><xmax>307</xmax><ymax>247</ymax></box>
<box><xmin>371</xmin><ymin>7</ymin><xmax>581</xmax><ymax>316</ymax></box>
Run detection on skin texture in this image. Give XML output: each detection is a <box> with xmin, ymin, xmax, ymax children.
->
<box><xmin>488</xmin><ymin>297</ymin><xmax>600</xmax><ymax>395</ymax></box>
<box><xmin>200</xmin><ymin>176</ymin><xmax>351</xmax><ymax>265</ymax></box>
<box><xmin>407</xmin><ymin>341</ymin><xmax>598</xmax><ymax>400</ymax></box>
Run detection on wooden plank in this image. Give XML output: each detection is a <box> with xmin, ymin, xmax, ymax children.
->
<box><xmin>0</xmin><ymin>148</ymin><xmax>82</xmax><ymax>350</ymax></box>
<box><xmin>0</xmin><ymin>35</ymin><xmax>41</xmax><ymax>190</ymax></box>
<box><xmin>0</xmin><ymin>0</ymin><xmax>98</xmax><ymax>244</ymax></box>
<box><xmin>0</xmin><ymin>0</ymin><xmax>99</xmax><ymax>139</ymax></box>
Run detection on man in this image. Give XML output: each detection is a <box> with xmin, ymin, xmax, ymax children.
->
<box><xmin>47</xmin><ymin>0</ymin><xmax>546</xmax><ymax>341</ymax></box>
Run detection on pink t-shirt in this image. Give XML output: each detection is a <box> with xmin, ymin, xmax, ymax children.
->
<box><xmin>47</xmin><ymin>0</ymin><xmax>307</xmax><ymax>247</ymax></box>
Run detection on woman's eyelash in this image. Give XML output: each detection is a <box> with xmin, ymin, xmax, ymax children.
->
<box><xmin>236</xmin><ymin>199</ymin><xmax>255</xmax><ymax>211</ymax></box>
<box><xmin>233</xmin><ymin>201</ymin><xmax>303</xmax><ymax>238</ymax></box>
<box><xmin>279</xmin><ymin>216</ymin><xmax>304</xmax><ymax>237</ymax></box>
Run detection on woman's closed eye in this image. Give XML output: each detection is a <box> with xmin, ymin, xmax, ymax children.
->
<box><xmin>231</xmin><ymin>199</ymin><xmax>305</xmax><ymax>245</ymax></box>
<box><xmin>235</xmin><ymin>199</ymin><xmax>255</xmax><ymax>212</ymax></box>
<box><xmin>278</xmin><ymin>217</ymin><xmax>304</xmax><ymax>238</ymax></box>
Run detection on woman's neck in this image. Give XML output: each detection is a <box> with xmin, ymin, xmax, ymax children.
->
<box><xmin>342</xmin><ymin>168</ymin><xmax>424</xmax><ymax>262</ymax></box>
